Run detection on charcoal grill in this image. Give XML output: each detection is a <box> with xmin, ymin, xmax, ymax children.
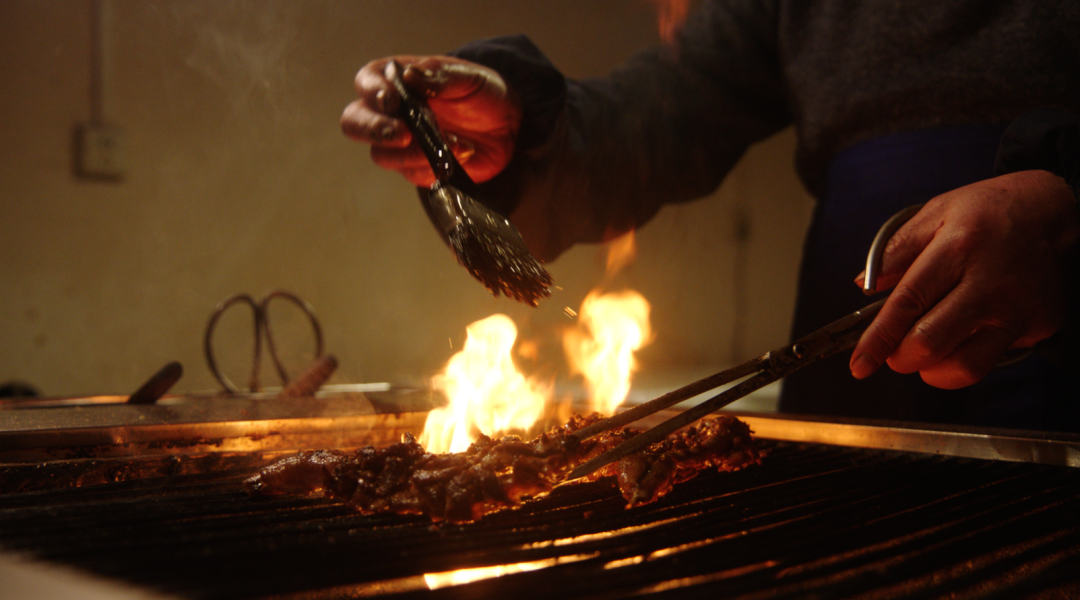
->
<box><xmin>2</xmin><ymin>389</ymin><xmax>1080</xmax><ymax>599</ymax></box>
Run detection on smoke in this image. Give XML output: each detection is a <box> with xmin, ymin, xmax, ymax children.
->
<box><xmin>168</xmin><ymin>1</ymin><xmax>312</xmax><ymax>124</ymax></box>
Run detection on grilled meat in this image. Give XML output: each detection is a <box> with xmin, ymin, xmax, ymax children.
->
<box><xmin>244</xmin><ymin>414</ymin><xmax>761</xmax><ymax>522</ymax></box>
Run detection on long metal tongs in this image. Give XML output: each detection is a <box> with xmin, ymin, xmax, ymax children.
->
<box><xmin>565</xmin><ymin>298</ymin><xmax>885</xmax><ymax>480</ymax></box>
<box><xmin>564</xmin><ymin>205</ymin><xmax>924</xmax><ymax>481</ymax></box>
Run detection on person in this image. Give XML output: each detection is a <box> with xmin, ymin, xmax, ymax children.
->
<box><xmin>342</xmin><ymin>1</ymin><xmax>1080</xmax><ymax>431</ymax></box>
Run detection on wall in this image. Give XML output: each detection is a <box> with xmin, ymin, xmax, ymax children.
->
<box><xmin>0</xmin><ymin>0</ymin><xmax>813</xmax><ymax>397</ymax></box>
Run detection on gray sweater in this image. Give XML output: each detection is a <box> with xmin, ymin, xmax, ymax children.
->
<box><xmin>454</xmin><ymin>0</ymin><xmax>1080</xmax><ymax>261</ymax></box>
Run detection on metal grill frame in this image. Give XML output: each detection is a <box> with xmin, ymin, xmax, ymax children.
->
<box><xmin>2</xmin><ymin>394</ymin><xmax>1080</xmax><ymax>599</ymax></box>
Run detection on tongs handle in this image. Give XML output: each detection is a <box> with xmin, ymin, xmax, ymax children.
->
<box><xmin>388</xmin><ymin>60</ymin><xmax>479</xmax><ymax>197</ymax></box>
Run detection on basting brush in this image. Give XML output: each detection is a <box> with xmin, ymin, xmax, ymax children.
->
<box><xmin>388</xmin><ymin>60</ymin><xmax>552</xmax><ymax>307</ymax></box>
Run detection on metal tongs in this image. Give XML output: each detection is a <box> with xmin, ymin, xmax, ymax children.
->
<box><xmin>565</xmin><ymin>205</ymin><xmax>924</xmax><ymax>480</ymax></box>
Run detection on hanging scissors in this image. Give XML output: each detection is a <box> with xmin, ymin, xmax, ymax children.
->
<box><xmin>203</xmin><ymin>290</ymin><xmax>327</xmax><ymax>395</ymax></box>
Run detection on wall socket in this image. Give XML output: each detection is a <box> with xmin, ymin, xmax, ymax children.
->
<box><xmin>76</xmin><ymin>123</ymin><xmax>125</xmax><ymax>180</ymax></box>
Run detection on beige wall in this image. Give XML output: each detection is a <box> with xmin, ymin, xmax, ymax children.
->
<box><xmin>0</xmin><ymin>0</ymin><xmax>812</xmax><ymax>397</ymax></box>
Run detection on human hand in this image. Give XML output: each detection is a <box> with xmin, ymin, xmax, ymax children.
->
<box><xmin>850</xmin><ymin>170</ymin><xmax>1079</xmax><ymax>389</ymax></box>
<box><xmin>341</xmin><ymin>56</ymin><xmax>522</xmax><ymax>187</ymax></box>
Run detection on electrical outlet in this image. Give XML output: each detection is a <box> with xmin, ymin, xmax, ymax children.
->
<box><xmin>76</xmin><ymin>124</ymin><xmax>125</xmax><ymax>179</ymax></box>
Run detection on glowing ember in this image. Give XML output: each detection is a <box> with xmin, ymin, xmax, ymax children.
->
<box><xmin>424</xmin><ymin>554</ymin><xmax>595</xmax><ymax>589</ymax></box>
<box><xmin>420</xmin><ymin>314</ymin><xmax>549</xmax><ymax>454</ymax></box>
<box><xmin>564</xmin><ymin>290</ymin><xmax>652</xmax><ymax>415</ymax></box>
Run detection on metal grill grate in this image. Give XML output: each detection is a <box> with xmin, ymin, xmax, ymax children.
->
<box><xmin>2</xmin><ymin>440</ymin><xmax>1080</xmax><ymax>599</ymax></box>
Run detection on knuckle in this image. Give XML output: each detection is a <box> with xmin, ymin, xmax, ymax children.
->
<box><xmin>905</xmin><ymin>320</ymin><xmax>949</xmax><ymax>360</ymax></box>
<box><xmin>862</xmin><ymin>318</ymin><xmax>908</xmax><ymax>362</ymax></box>
<box><xmin>871</xmin><ymin>326</ymin><xmax>906</xmax><ymax>355</ymax></box>
<box><xmin>889</xmin><ymin>284</ymin><xmax>933</xmax><ymax>319</ymax></box>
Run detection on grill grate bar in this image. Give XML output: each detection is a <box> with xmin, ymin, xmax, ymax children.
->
<box><xmin>2</xmin><ymin>442</ymin><xmax>1079</xmax><ymax>599</ymax></box>
<box><xmin>405</xmin><ymin>450</ymin><xmax>1075</xmax><ymax>600</ymax></box>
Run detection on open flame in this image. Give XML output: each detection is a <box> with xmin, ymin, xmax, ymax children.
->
<box><xmin>419</xmin><ymin>232</ymin><xmax>653</xmax><ymax>586</ymax></box>
<box><xmin>419</xmin><ymin>285</ymin><xmax>653</xmax><ymax>454</ymax></box>
<box><xmin>419</xmin><ymin>314</ymin><xmax>549</xmax><ymax>454</ymax></box>
<box><xmin>605</xmin><ymin>229</ymin><xmax>638</xmax><ymax>275</ymax></box>
<box><xmin>420</xmin><ymin>231</ymin><xmax>652</xmax><ymax>454</ymax></box>
<box><xmin>564</xmin><ymin>290</ymin><xmax>651</xmax><ymax>414</ymax></box>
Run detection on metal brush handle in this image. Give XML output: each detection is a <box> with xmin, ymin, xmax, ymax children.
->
<box><xmin>388</xmin><ymin>60</ymin><xmax>480</xmax><ymax>198</ymax></box>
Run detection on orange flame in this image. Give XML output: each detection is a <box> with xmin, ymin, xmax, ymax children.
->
<box><xmin>418</xmin><ymin>235</ymin><xmax>654</xmax><ymax>586</ymax></box>
<box><xmin>564</xmin><ymin>290</ymin><xmax>652</xmax><ymax>414</ymax></box>
<box><xmin>419</xmin><ymin>315</ymin><xmax>549</xmax><ymax>454</ymax></box>
<box><xmin>420</xmin><ymin>233</ymin><xmax>651</xmax><ymax>452</ymax></box>
<box><xmin>605</xmin><ymin>230</ymin><xmax>638</xmax><ymax>276</ymax></box>
<box><xmin>648</xmin><ymin>0</ymin><xmax>694</xmax><ymax>46</ymax></box>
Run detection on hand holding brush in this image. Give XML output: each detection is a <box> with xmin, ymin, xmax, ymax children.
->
<box><xmin>343</xmin><ymin>58</ymin><xmax>552</xmax><ymax>306</ymax></box>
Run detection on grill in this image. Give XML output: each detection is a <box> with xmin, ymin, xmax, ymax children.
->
<box><xmin>3</xmin><ymin>391</ymin><xmax>1080</xmax><ymax>599</ymax></box>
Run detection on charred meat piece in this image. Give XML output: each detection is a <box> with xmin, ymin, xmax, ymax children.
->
<box><xmin>243</xmin><ymin>449</ymin><xmax>346</xmax><ymax>497</ymax></box>
<box><xmin>244</xmin><ymin>415</ymin><xmax>761</xmax><ymax>523</ymax></box>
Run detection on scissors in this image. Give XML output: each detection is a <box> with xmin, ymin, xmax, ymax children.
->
<box><xmin>565</xmin><ymin>203</ymin><xmax>939</xmax><ymax>480</ymax></box>
<box><xmin>203</xmin><ymin>290</ymin><xmax>327</xmax><ymax>395</ymax></box>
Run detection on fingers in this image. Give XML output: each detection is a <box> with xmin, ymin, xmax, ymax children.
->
<box><xmin>849</xmin><ymin>218</ymin><xmax>1013</xmax><ymax>381</ymax></box>
<box><xmin>851</xmin><ymin>271</ymin><xmax>1019</xmax><ymax>388</ymax></box>
<box><xmin>370</xmin><ymin>145</ymin><xmax>433</xmax><ymax>186</ymax></box>
<box><xmin>850</xmin><ymin>216</ymin><xmax>962</xmax><ymax>379</ymax></box>
<box><xmin>340</xmin><ymin>99</ymin><xmax>409</xmax><ymax>146</ymax></box>
<box><xmin>402</xmin><ymin>59</ymin><xmax>506</xmax><ymax>103</ymax></box>
<box><xmin>912</xmin><ymin>326</ymin><xmax>1015</xmax><ymax>390</ymax></box>
<box><xmin>343</xmin><ymin>54</ymin><xmax>519</xmax><ymax>185</ymax></box>
<box><xmin>347</xmin><ymin>56</ymin><xmax>496</xmax><ymax>124</ymax></box>
<box><xmin>847</xmin><ymin>171</ymin><xmax>1078</xmax><ymax>389</ymax></box>
<box><xmin>369</xmin><ymin>134</ymin><xmax>477</xmax><ymax>187</ymax></box>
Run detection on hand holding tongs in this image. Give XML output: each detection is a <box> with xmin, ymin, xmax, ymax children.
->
<box><xmin>565</xmin><ymin>205</ymin><xmax>923</xmax><ymax>481</ymax></box>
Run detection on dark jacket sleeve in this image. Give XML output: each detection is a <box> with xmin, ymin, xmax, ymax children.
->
<box><xmin>447</xmin><ymin>0</ymin><xmax>792</xmax><ymax>262</ymax></box>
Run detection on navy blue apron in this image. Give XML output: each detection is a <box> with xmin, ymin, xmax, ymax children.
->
<box><xmin>779</xmin><ymin>124</ymin><xmax>1079</xmax><ymax>432</ymax></box>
